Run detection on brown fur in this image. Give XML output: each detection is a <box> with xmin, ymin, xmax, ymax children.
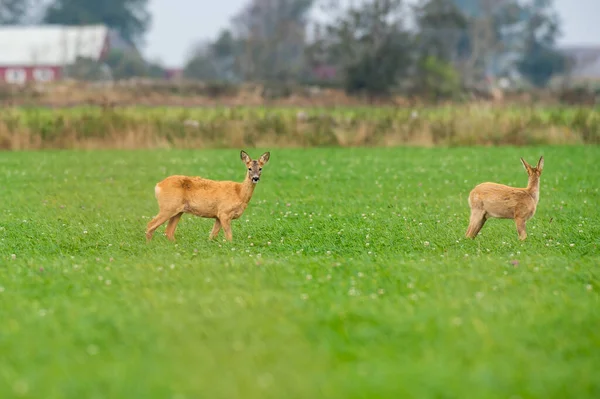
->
<box><xmin>146</xmin><ymin>150</ymin><xmax>270</xmax><ymax>242</ymax></box>
<box><xmin>465</xmin><ymin>156</ymin><xmax>544</xmax><ymax>241</ymax></box>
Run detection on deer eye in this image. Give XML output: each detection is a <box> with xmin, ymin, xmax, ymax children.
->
<box><xmin>248</xmin><ymin>168</ymin><xmax>252</xmax><ymax>171</ymax></box>
<box><xmin>259</xmin><ymin>168</ymin><xmax>262</xmax><ymax>171</ymax></box>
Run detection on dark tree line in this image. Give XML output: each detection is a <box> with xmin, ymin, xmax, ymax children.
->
<box><xmin>0</xmin><ymin>0</ymin><xmax>40</xmax><ymax>24</ymax></box>
<box><xmin>0</xmin><ymin>0</ymin><xmax>568</xmax><ymax>93</ymax></box>
<box><xmin>185</xmin><ymin>0</ymin><xmax>567</xmax><ymax>97</ymax></box>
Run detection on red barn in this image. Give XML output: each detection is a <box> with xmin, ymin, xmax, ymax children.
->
<box><xmin>0</xmin><ymin>25</ymin><xmax>110</xmax><ymax>84</ymax></box>
<box><xmin>164</xmin><ymin>68</ymin><xmax>183</xmax><ymax>80</ymax></box>
<box><xmin>312</xmin><ymin>65</ymin><xmax>337</xmax><ymax>80</ymax></box>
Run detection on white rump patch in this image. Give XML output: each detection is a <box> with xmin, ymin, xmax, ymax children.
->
<box><xmin>154</xmin><ymin>185</ymin><xmax>161</xmax><ymax>198</ymax></box>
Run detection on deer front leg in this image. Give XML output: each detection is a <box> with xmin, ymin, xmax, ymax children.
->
<box><xmin>209</xmin><ymin>218</ymin><xmax>222</xmax><ymax>240</ymax></box>
<box><xmin>515</xmin><ymin>217</ymin><xmax>527</xmax><ymax>240</ymax></box>
<box><xmin>220</xmin><ymin>217</ymin><xmax>233</xmax><ymax>242</ymax></box>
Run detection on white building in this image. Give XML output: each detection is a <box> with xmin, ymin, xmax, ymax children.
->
<box><xmin>0</xmin><ymin>24</ymin><xmax>111</xmax><ymax>84</ymax></box>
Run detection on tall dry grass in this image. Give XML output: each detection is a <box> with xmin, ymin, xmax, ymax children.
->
<box><xmin>0</xmin><ymin>104</ymin><xmax>598</xmax><ymax>150</ymax></box>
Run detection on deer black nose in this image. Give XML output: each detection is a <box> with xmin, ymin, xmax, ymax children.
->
<box><xmin>252</xmin><ymin>177</ymin><xmax>260</xmax><ymax>182</ymax></box>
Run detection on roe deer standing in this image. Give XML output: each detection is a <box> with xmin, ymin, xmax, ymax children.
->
<box><xmin>146</xmin><ymin>150</ymin><xmax>270</xmax><ymax>242</ymax></box>
<box><xmin>465</xmin><ymin>156</ymin><xmax>544</xmax><ymax>241</ymax></box>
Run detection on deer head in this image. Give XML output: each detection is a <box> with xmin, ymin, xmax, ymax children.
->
<box><xmin>241</xmin><ymin>150</ymin><xmax>270</xmax><ymax>183</ymax></box>
<box><xmin>520</xmin><ymin>156</ymin><xmax>544</xmax><ymax>178</ymax></box>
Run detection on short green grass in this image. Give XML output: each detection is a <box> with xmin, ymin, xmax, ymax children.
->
<box><xmin>0</xmin><ymin>146</ymin><xmax>599</xmax><ymax>399</ymax></box>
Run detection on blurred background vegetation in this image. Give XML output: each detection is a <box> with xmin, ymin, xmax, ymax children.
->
<box><xmin>1</xmin><ymin>0</ymin><xmax>598</xmax><ymax>104</ymax></box>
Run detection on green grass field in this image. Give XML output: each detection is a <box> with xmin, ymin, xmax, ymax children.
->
<box><xmin>0</xmin><ymin>146</ymin><xmax>599</xmax><ymax>399</ymax></box>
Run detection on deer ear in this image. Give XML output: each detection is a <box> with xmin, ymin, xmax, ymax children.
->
<box><xmin>259</xmin><ymin>152</ymin><xmax>270</xmax><ymax>165</ymax></box>
<box><xmin>240</xmin><ymin>150</ymin><xmax>251</xmax><ymax>163</ymax></box>
<box><xmin>537</xmin><ymin>156</ymin><xmax>544</xmax><ymax>172</ymax></box>
<box><xmin>520</xmin><ymin>157</ymin><xmax>531</xmax><ymax>172</ymax></box>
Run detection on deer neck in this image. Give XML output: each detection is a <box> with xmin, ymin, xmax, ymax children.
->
<box><xmin>239</xmin><ymin>176</ymin><xmax>257</xmax><ymax>205</ymax></box>
<box><xmin>526</xmin><ymin>175</ymin><xmax>540</xmax><ymax>204</ymax></box>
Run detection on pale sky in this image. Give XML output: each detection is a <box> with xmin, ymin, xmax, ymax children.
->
<box><xmin>144</xmin><ymin>0</ymin><xmax>600</xmax><ymax>67</ymax></box>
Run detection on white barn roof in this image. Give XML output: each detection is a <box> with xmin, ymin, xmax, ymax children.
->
<box><xmin>0</xmin><ymin>25</ymin><xmax>108</xmax><ymax>66</ymax></box>
<box><xmin>560</xmin><ymin>46</ymin><xmax>600</xmax><ymax>79</ymax></box>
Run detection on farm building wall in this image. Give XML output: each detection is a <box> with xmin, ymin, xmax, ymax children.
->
<box><xmin>0</xmin><ymin>66</ymin><xmax>62</xmax><ymax>84</ymax></box>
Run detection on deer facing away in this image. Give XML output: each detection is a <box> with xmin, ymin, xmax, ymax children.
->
<box><xmin>146</xmin><ymin>150</ymin><xmax>270</xmax><ymax>242</ymax></box>
<box><xmin>465</xmin><ymin>156</ymin><xmax>544</xmax><ymax>241</ymax></box>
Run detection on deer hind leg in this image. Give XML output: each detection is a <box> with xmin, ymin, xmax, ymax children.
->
<box><xmin>146</xmin><ymin>210</ymin><xmax>178</xmax><ymax>241</ymax></box>
<box><xmin>165</xmin><ymin>212</ymin><xmax>184</xmax><ymax>241</ymax></box>
<box><xmin>465</xmin><ymin>209</ymin><xmax>487</xmax><ymax>239</ymax></box>
<box><xmin>209</xmin><ymin>218</ymin><xmax>222</xmax><ymax>240</ymax></box>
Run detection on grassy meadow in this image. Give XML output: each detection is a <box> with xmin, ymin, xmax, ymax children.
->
<box><xmin>1</xmin><ymin>105</ymin><xmax>600</xmax><ymax>150</ymax></box>
<box><xmin>0</xmin><ymin>145</ymin><xmax>599</xmax><ymax>398</ymax></box>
